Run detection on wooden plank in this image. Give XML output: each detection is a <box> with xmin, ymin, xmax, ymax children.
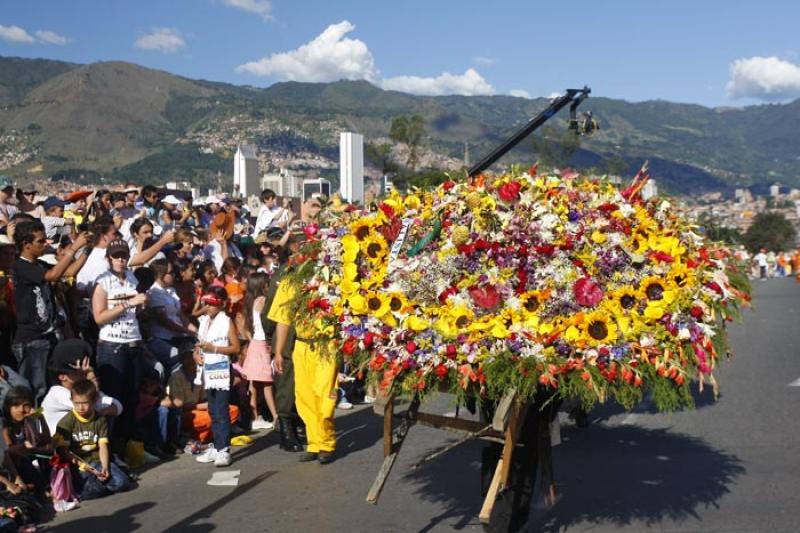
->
<box><xmin>373</xmin><ymin>390</ymin><xmax>391</xmax><ymax>415</ymax></box>
<box><xmin>366</xmin><ymin>453</ymin><xmax>399</xmax><ymax>504</ymax></box>
<box><xmin>492</xmin><ymin>388</ymin><xmax>517</xmax><ymax>432</ymax></box>
<box><xmin>479</xmin><ymin>458</ymin><xmax>504</xmax><ymax>523</ymax></box>
<box><xmin>498</xmin><ymin>405</ymin><xmax>519</xmax><ymax>488</ymax></box>
<box><xmin>383</xmin><ymin>399</ymin><xmax>394</xmax><ymax>458</ymax></box>
<box><xmin>414</xmin><ymin>411</ymin><xmax>489</xmax><ymax>434</ymax></box>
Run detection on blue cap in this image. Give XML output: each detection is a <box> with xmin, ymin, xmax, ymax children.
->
<box><xmin>43</xmin><ymin>196</ymin><xmax>66</xmax><ymax>211</ymax></box>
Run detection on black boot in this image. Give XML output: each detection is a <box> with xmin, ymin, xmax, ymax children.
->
<box><xmin>279</xmin><ymin>417</ymin><xmax>303</xmax><ymax>452</ymax></box>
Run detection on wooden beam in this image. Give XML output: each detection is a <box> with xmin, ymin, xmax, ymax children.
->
<box><xmin>479</xmin><ymin>458</ymin><xmax>504</xmax><ymax>523</ymax></box>
<box><xmin>382</xmin><ymin>399</ymin><xmax>394</xmax><ymax>458</ymax></box>
<box><xmin>414</xmin><ymin>411</ymin><xmax>491</xmax><ymax>434</ymax></box>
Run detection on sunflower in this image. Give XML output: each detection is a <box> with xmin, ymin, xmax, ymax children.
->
<box><xmin>350</xmin><ymin>218</ymin><xmax>377</xmax><ymax>242</ymax></box>
<box><xmin>608</xmin><ymin>286</ymin><xmax>643</xmax><ymax>313</ymax></box>
<box><xmin>342</xmin><ymin>261</ymin><xmax>359</xmax><ymax>281</ymax></box>
<box><xmin>667</xmin><ymin>262</ymin><xmax>695</xmax><ymax>290</ymax></box>
<box><xmin>406</xmin><ymin>315</ymin><xmax>430</xmax><ymax>332</ymax></box>
<box><xmin>580</xmin><ymin>310</ymin><xmax>619</xmax><ymax>346</ymax></box>
<box><xmin>340</xmin><ymin>278</ymin><xmax>361</xmax><ymax>297</ymax></box>
<box><xmin>434</xmin><ymin>303</ymin><xmax>474</xmax><ymax>339</ymax></box>
<box><xmin>346</xmin><ymin>293</ymin><xmax>369</xmax><ymax>315</ymax></box>
<box><xmin>519</xmin><ymin>289</ymin><xmax>549</xmax><ymax>314</ymax></box>
<box><xmin>640</xmin><ymin>276</ymin><xmax>678</xmax><ymax>320</ymax></box>
<box><xmin>386</xmin><ymin>292</ymin><xmax>409</xmax><ymax>314</ymax></box>
<box><xmin>361</xmin><ymin>234</ymin><xmax>389</xmax><ymax>265</ymax></box>
<box><xmin>365</xmin><ymin>291</ymin><xmax>391</xmax><ymax>317</ymax></box>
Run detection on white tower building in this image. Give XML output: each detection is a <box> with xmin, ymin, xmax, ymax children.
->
<box><xmin>340</xmin><ymin>132</ymin><xmax>364</xmax><ymax>203</ymax></box>
<box><xmin>641</xmin><ymin>179</ymin><xmax>658</xmax><ymax>200</ymax></box>
<box><xmin>233</xmin><ymin>145</ymin><xmax>260</xmax><ymax>198</ymax></box>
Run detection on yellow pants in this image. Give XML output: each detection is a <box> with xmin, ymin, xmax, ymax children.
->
<box><xmin>293</xmin><ymin>340</ymin><xmax>338</xmax><ymax>453</ymax></box>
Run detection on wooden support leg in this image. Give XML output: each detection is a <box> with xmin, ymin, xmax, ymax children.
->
<box><xmin>383</xmin><ymin>399</ymin><xmax>394</xmax><ymax>458</ymax></box>
<box><xmin>367</xmin><ymin>396</ymin><xmax>418</xmax><ymax>504</ymax></box>
<box><xmin>479</xmin><ymin>402</ymin><xmax>523</xmax><ymax>524</ymax></box>
<box><xmin>531</xmin><ymin>404</ymin><xmax>557</xmax><ymax>510</ymax></box>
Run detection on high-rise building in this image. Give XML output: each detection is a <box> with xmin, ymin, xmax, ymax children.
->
<box><xmin>261</xmin><ymin>174</ymin><xmax>284</xmax><ymax>196</ymax></box>
<box><xmin>233</xmin><ymin>144</ymin><xmax>260</xmax><ymax>198</ymax></box>
<box><xmin>340</xmin><ymin>132</ymin><xmax>364</xmax><ymax>203</ymax></box>
<box><xmin>302</xmin><ymin>178</ymin><xmax>331</xmax><ymax>203</ymax></box>
<box><xmin>641</xmin><ymin>179</ymin><xmax>658</xmax><ymax>200</ymax></box>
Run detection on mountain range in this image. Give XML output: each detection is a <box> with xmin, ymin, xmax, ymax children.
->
<box><xmin>1</xmin><ymin>55</ymin><xmax>798</xmax><ymax>194</ymax></box>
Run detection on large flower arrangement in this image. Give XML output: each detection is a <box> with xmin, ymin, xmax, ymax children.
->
<box><xmin>288</xmin><ymin>166</ymin><xmax>751</xmax><ymax>411</ymax></box>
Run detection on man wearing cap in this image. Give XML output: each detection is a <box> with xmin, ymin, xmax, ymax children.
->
<box><xmin>42</xmin><ymin>196</ymin><xmax>73</xmax><ymax>241</ymax></box>
<box><xmin>158</xmin><ymin>194</ymin><xmax>189</xmax><ymax>231</ymax></box>
<box><xmin>12</xmin><ymin>219</ymin><xmax>89</xmax><ymax>403</ymax></box>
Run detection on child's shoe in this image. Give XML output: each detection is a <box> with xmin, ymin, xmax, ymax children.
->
<box><xmin>54</xmin><ymin>500</ymin><xmax>79</xmax><ymax>513</ymax></box>
<box><xmin>251</xmin><ymin>418</ymin><xmax>274</xmax><ymax>430</ymax></box>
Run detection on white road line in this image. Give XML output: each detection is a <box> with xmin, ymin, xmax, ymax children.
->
<box><xmin>207</xmin><ymin>470</ymin><xmax>241</xmax><ymax>486</ymax></box>
<box><xmin>788</xmin><ymin>378</ymin><xmax>800</xmax><ymax>387</ymax></box>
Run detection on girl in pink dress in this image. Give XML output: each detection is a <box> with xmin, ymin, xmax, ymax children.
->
<box><xmin>241</xmin><ymin>272</ymin><xmax>278</xmax><ymax>430</ymax></box>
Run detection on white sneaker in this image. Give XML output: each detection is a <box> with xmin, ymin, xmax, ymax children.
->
<box><xmin>337</xmin><ymin>400</ymin><xmax>353</xmax><ymax>410</ymax></box>
<box><xmin>214</xmin><ymin>449</ymin><xmax>232</xmax><ymax>467</ymax></box>
<box><xmin>196</xmin><ymin>445</ymin><xmax>218</xmax><ymax>463</ymax></box>
<box><xmin>252</xmin><ymin>418</ymin><xmax>275</xmax><ymax>430</ymax></box>
<box><xmin>54</xmin><ymin>500</ymin><xmax>79</xmax><ymax>513</ymax></box>
<box><xmin>363</xmin><ymin>395</ymin><xmax>376</xmax><ymax>404</ymax></box>
<box><xmin>143</xmin><ymin>450</ymin><xmax>161</xmax><ymax>464</ymax></box>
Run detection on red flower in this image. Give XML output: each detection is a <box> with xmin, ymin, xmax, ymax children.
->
<box><xmin>435</xmin><ymin>364</ymin><xmax>449</xmax><ymax>379</ymax></box>
<box><xmin>406</xmin><ymin>341</ymin><xmax>417</xmax><ymax>353</ymax></box>
<box><xmin>442</xmin><ymin>180</ymin><xmax>456</xmax><ymax>191</ymax></box>
<box><xmin>535</xmin><ymin>244</ymin><xmax>555</xmax><ymax>256</ymax></box>
<box><xmin>650</xmin><ymin>251</ymin><xmax>674</xmax><ymax>263</ymax></box>
<box><xmin>690</xmin><ymin>306</ymin><xmax>704</xmax><ymax>319</ymax></box>
<box><xmin>377</xmin><ymin>216</ymin><xmax>403</xmax><ymax>242</ymax></box>
<box><xmin>574</xmin><ymin>277</ymin><xmax>604</xmax><ymax>307</ymax></box>
<box><xmin>469</xmin><ymin>285</ymin><xmax>501</xmax><ymax>310</ymax></box>
<box><xmin>498</xmin><ymin>181</ymin><xmax>522</xmax><ymax>202</ymax></box>
<box><xmin>446</xmin><ymin>344</ymin><xmax>457</xmax><ymax>359</ymax></box>
<box><xmin>706</xmin><ymin>282</ymin><xmax>723</xmax><ymax>294</ymax></box>
<box><xmin>528</xmin><ymin>164</ymin><xmax>538</xmax><ymax>176</ymax></box>
<box><xmin>438</xmin><ymin>285</ymin><xmax>458</xmax><ymax>304</ymax></box>
<box><xmin>342</xmin><ymin>337</ymin><xmax>358</xmax><ymax>356</ymax></box>
<box><xmin>303</xmin><ymin>223</ymin><xmax>319</xmax><ymax>241</ymax></box>
<box><xmin>598</xmin><ymin>202</ymin><xmax>619</xmax><ymax>213</ymax></box>
<box><xmin>364</xmin><ymin>332</ymin><xmax>377</xmax><ymax>348</ymax></box>
<box><xmin>379</xmin><ymin>202</ymin><xmax>395</xmax><ymax>220</ymax></box>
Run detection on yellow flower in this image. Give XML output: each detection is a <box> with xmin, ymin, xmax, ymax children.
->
<box><xmin>406</xmin><ymin>315</ymin><xmax>430</xmax><ymax>332</ymax></box>
<box><xmin>365</xmin><ymin>292</ymin><xmax>391</xmax><ymax>317</ymax></box>
<box><xmin>640</xmin><ymin>276</ymin><xmax>678</xmax><ymax>320</ymax></box>
<box><xmin>404</xmin><ymin>195</ymin><xmax>421</xmax><ymax>211</ymax></box>
<box><xmin>608</xmin><ymin>286</ymin><xmax>642</xmax><ymax>313</ymax></box>
<box><xmin>386</xmin><ymin>292</ymin><xmax>409</xmax><ymax>314</ymax></box>
<box><xmin>668</xmin><ymin>262</ymin><xmax>695</xmax><ymax>289</ymax></box>
<box><xmin>580</xmin><ymin>310</ymin><xmax>619</xmax><ymax>346</ymax></box>
<box><xmin>350</xmin><ymin>219</ymin><xmax>376</xmax><ymax>242</ymax></box>
<box><xmin>361</xmin><ymin>234</ymin><xmax>389</xmax><ymax>265</ymax></box>
<box><xmin>450</xmin><ymin>225</ymin><xmax>470</xmax><ymax>246</ymax></box>
<box><xmin>591</xmin><ymin>230</ymin><xmax>607</xmax><ymax>244</ymax></box>
<box><xmin>347</xmin><ymin>294</ymin><xmax>369</xmax><ymax>315</ymax></box>
<box><xmin>342</xmin><ymin>262</ymin><xmax>358</xmax><ymax>281</ymax></box>
<box><xmin>341</xmin><ymin>234</ymin><xmax>360</xmax><ymax>262</ymax></box>
<box><xmin>340</xmin><ymin>278</ymin><xmax>361</xmax><ymax>296</ymax></box>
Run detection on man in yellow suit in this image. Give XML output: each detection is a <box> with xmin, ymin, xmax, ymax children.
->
<box><xmin>268</xmin><ymin>244</ymin><xmax>338</xmax><ymax>464</ymax></box>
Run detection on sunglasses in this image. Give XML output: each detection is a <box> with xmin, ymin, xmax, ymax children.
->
<box><xmin>110</xmin><ymin>253</ymin><xmax>130</xmax><ymax>261</ymax></box>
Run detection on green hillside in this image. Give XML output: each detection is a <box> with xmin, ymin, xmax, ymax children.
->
<box><xmin>1</xmin><ymin>55</ymin><xmax>798</xmax><ymax>193</ymax></box>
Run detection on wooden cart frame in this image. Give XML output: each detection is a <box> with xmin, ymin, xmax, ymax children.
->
<box><xmin>366</xmin><ymin>390</ymin><xmax>559</xmax><ymax>528</ymax></box>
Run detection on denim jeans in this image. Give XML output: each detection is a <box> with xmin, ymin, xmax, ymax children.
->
<box><xmin>140</xmin><ymin>405</ymin><xmax>180</xmax><ymax>447</ymax></box>
<box><xmin>12</xmin><ymin>335</ymin><xmax>56</xmax><ymax>404</ymax></box>
<box><xmin>145</xmin><ymin>337</ymin><xmax>178</xmax><ymax>379</ymax></box>
<box><xmin>76</xmin><ymin>460</ymin><xmax>130</xmax><ymax>500</ymax></box>
<box><xmin>207</xmin><ymin>388</ymin><xmax>231</xmax><ymax>451</ymax></box>
<box><xmin>96</xmin><ymin>341</ymin><xmax>143</xmax><ymax>452</ymax></box>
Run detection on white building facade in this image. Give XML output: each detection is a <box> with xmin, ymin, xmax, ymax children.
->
<box><xmin>340</xmin><ymin>132</ymin><xmax>364</xmax><ymax>204</ymax></box>
<box><xmin>233</xmin><ymin>144</ymin><xmax>260</xmax><ymax>198</ymax></box>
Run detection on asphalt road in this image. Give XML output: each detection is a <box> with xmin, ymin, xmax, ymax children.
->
<box><xmin>45</xmin><ymin>278</ymin><xmax>800</xmax><ymax>533</ymax></box>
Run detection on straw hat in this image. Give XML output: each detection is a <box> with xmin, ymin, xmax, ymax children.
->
<box><xmin>209</xmin><ymin>212</ymin><xmax>235</xmax><ymax>239</ymax></box>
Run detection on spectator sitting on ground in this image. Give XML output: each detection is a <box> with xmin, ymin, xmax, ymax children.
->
<box><xmin>54</xmin><ymin>378</ymin><xmax>131</xmax><ymax>500</ymax></box>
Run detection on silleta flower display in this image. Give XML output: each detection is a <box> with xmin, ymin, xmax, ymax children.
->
<box><xmin>286</xmin><ymin>166</ymin><xmax>751</xmax><ymax>411</ymax></box>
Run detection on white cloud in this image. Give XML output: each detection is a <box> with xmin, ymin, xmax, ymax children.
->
<box><xmin>382</xmin><ymin>69</ymin><xmax>494</xmax><ymax>96</ymax></box>
<box><xmin>726</xmin><ymin>56</ymin><xmax>800</xmax><ymax>101</ymax></box>
<box><xmin>236</xmin><ymin>20</ymin><xmax>378</xmax><ymax>82</ymax></box>
<box><xmin>35</xmin><ymin>30</ymin><xmax>70</xmax><ymax>45</ymax></box>
<box><xmin>237</xmin><ymin>20</ymin><xmax>497</xmax><ymax>96</ymax></box>
<box><xmin>135</xmin><ymin>28</ymin><xmax>186</xmax><ymax>54</ymax></box>
<box><xmin>223</xmin><ymin>0</ymin><xmax>273</xmax><ymax>20</ymax></box>
<box><xmin>473</xmin><ymin>56</ymin><xmax>496</xmax><ymax>66</ymax></box>
<box><xmin>0</xmin><ymin>24</ymin><xmax>36</xmax><ymax>44</ymax></box>
<box><xmin>509</xmin><ymin>89</ymin><xmax>530</xmax><ymax>99</ymax></box>
<box><xmin>548</xmin><ymin>91</ymin><xmax>563</xmax><ymax>99</ymax></box>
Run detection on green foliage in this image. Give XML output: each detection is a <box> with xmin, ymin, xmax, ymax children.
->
<box><xmin>364</xmin><ymin>142</ymin><xmax>398</xmax><ymax>176</ymax></box>
<box><xmin>389</xmin><ymin>115</ymin><xmax>426</xmax><ymax>170</ymax></box>
<box><xmin>697</xmin><ymin>214</ymin><xmax>742</xmax><ymax>245</ymax></box>
<box><xmin>742</xmin><ymin>211</ymin><xmax>797</xmax><ymax>252</ymax></box>
<box><xmin>111</xmin><ymin>143</ymin><xmax>228</xmax><ymax>188</ymax></box>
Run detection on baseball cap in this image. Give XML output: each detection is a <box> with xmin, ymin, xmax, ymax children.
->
<box><xmin>43</xmin><ymin>196</ymin><xmax>66</xmax><ymax>211</ymax></box>
<box><xmin>50</xmin><ymin>339</ymin><xmax>93</xmax><ymax>375</ymax></box>
<box><xmin>106</xmin><ymin>238</ymin><xmax>130</xmax><ymax>257</ymax></box>
<box><xmin>161</xmin><ymin>194</ymin><xmax>183</xmax><ymax>206</ymax></box>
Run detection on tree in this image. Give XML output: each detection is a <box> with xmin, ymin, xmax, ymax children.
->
<box><xmin>697</xmin><ymin>213</ymin><xmax>742</xmax><ymax>245</ymax></box>
<box><xmin>365</xmin><ymin>142</ymin><xmax>398</xmax><ymax>177</ymax></box>
<box><xmin>530</xmin><ymin>126</ymin><xmax>581</xmax><ymax>170</ymax></box>
<box><xmin>742</xmin><ymin>211</ymin><xmax>797</xmax><ymax>252</ymax></box>
<box><xmin>389</xmin><ymin>115</ymin><xmax>426</xmax><ymax>171</ymax></box>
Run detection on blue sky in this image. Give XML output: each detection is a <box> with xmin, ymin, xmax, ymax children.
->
<box><xmin>2</xmin><ymin>0</ymin><xmax>799</xmax><ymax>107</ymax></box>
